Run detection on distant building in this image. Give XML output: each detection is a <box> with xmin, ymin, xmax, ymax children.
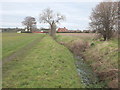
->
<box><xmin>32</xmin><ymin>28</ymin><xmax>49</xmax><ymax>33</ymax></box>
<box><xmin>17</xmin><ymin>31</ymin><xmax>21</xmax><ymax>33</ymax></box>
<box><xmin>57</xmin><ymin>27</ymin><xmax>81</xmax><ymax>33</ymax></box>
<box><xmin>58</xmin><ymin>27</ymin><xmax>68</xmax><ymax>32</ymax></box>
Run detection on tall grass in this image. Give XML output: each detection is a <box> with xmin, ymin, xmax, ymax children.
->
<box><xmin>56</xmin><ymin>33</ymin><xmax>118</xmax><ymax>88</ymax></box>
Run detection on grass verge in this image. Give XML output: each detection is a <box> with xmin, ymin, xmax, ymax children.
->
<box><xmin>3</xmin><ymin>35</ymin><xmax>83</xmax><ymax>88</ymax></box>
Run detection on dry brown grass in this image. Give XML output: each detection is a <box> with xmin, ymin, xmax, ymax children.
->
<box><xmin>84</xmin><ymin>40</ymin><xmax>118</xmax><ymax>88</ymax></box>
<box><xmin>56</xmin><ymin>33</ymin><xmax>118</xmax><ymax>88</ymax></box>
<box><xmin>67</xmin><ymin>40</ymin><xmax>90</xmax><ymax>56</ymax></box>
<box><xmin>57</xmin><ymin>33</ymin><xmax>96</xmax><ymax>39</ymax></box>
<box><xmin>57</xmin><ymin>33</ymin><xmax>96</xmax><ymax>56</ymax></box>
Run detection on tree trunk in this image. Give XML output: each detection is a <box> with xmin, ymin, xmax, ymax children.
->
<box><xmin>30</xmin><ymin>26</ymin><xmax>32</xmax><ymax>32</ymax></box>
<box><xmin>49</xmin><ymin>22</ymin><xmax>56</xmax><ymax>37</ymax></box>
<box><xmin>27</xmin><ymin>26</ymin><xmax>29</xmax><ymax>31</ymax></box>
<box><xmin>49</xmin><ymin>25</ymin><xmax>52</xmax><ymax>36</ymax></box>
<box><xmin>103</xmin><ymin>36</ymin><xmax>107</xmax><ymax>41</ymax></box>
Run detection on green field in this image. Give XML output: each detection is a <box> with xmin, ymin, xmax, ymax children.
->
<box><xmin>2</xmin><ymin>33</ymin><xmax>118</xmax><ymax>88</ymax></box>
<box><xmin>2</xmin><ymin>33</ymin><xmax>83</xmax><ymax>88</ymax></box>
<box><xmin>2</xmin><ymin>33</ymin><xmax>45</xmax><ymax>59</ymax></box>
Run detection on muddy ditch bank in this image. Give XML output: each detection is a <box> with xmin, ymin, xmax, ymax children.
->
<box><xmin>75</xmin><ymin>55</ymin><xmax>98</xmax><ymax>87</ymax></box>
<box><xmin>56</xmin><ymin>40</ymin><xmax>106</xmax><ymax>88</ymax></box>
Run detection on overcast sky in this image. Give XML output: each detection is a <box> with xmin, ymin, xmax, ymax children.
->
<box><xmin>0</xmin><ymin>0</ymin><xmax>104</xmax><ymax>30</ymax></box>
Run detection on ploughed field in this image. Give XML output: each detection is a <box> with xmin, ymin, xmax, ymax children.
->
<box><xmin>2</xmin><ymin>33</ymin><xmax>83</xmax><ymax>88</ymax></box>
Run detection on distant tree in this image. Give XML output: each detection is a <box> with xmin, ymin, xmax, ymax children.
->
<box><xmin>22</xmin><ymin>16</ymin><xmax>36</xmax><ymax>32</ymax></box>
<box><xmin>89</xmin><ymin>1</ymin><xmax>119</xmax><ymax>40</ymax></box>
<box><xmin>39</xmin><ymin>8</ymin><xmax>65</xmax><ymax>37</ymax></box>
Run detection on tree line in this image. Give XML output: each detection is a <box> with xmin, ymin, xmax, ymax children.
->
<box><xmin>22</xmin><ymin>8</ymin><xmax>65</xmax><ymax>37</ymax></box>
<box><xmin>22</xmin><ymin>1</ymin><xmax>119</xmax><ymax>40</ymax></box>
<box><xmin>89</xmin><ymin>1</ymin><xmax>119</xmax><ymax>41</ymax></box>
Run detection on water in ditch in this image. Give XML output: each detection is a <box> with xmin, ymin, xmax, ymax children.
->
<box><xmin>75</xmin><ymin>55</ymin><xmax>99</xmax><ymax>87</ymax></box>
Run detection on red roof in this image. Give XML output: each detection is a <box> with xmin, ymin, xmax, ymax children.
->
<box><xmin>58</xmin><ymin>27</ymin><xmax>68</xmax><ymax>32</ymax></box>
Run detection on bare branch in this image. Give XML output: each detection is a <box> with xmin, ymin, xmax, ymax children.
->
<box><xmin>39</xmin><ymin>8</ymin><xmax>65</xmax><ymax>37</ymax></box>
<box><xmin>22</xmin><ymin>16</ymin><xmax>36</xmax><ymax>32</ymax></box>
<box><xmin>89</xmin><ymin>1</ymin><xmax>119</xmax><ymax>40</ymax></box>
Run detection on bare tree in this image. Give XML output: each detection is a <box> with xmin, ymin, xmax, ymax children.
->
<box><xmin>39</xmin><ymin>8</ymin><xmax>65</xmax><ymax>37</ymax></box>
<box><xmin>22</xmin><ymin>16</ymin><xmax>36</xmax><ymax>32</ymax></box>
<box><xmin>89</xmin><ymin>1</ymin><xmax>119</xmax><ymax>40</ymax></box>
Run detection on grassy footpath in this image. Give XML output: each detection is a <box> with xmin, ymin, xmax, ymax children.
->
<box><xmin>2</xmin><ymin>33</ymin><xmax>44</xmax><ymax>59</ymax></box>
<box><xmin>3</xmin><ymin>35</ymin><xmax>83</xmax><ymax>88</ymax></box>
